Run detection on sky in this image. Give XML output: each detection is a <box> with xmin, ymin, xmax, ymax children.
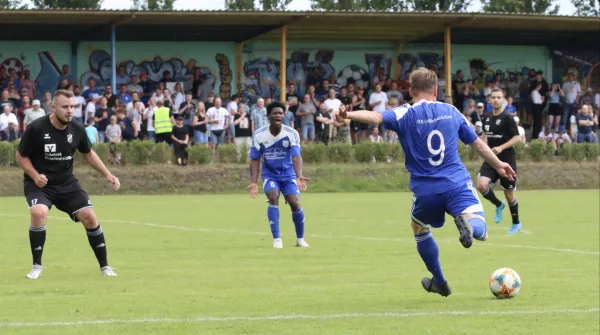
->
<box><xmin>96</xmin><ymin>0</ymin><xmax>577</xmax><ymax>15</ymax></box>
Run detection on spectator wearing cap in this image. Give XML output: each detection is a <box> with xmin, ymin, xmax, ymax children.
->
<box><xmin>562</xmin><ymin>72</ymin><xmax>581</xmax><ymax>130</ymax></box>
<box><xmin>226</xmin><ymin>94</ymin><xmax>240</xmax><ymax>144</ymax></box>
<box><xmin>23</xmin><ymin>99</ymin><xmax>45</xmax><ymax>131</ymax></box>
<box><xmin>470</xmin><ymin>102</ymin><xmax>485</xmax><ymax>126</ymax></box>
<box><xmin>171</xmin><ymin>114</ymin><xmax>190</xmax><ymax>166</ymax></box>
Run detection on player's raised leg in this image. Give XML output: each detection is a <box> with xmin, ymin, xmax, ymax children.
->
<box><xmin>74</xmin><ymin>208</ymin><xmax>116</xmax><ymax>276</ymax></box>
<box><xmin>27</xmin><ymin>204</ymin><xmax>49</xmax><ymax>279</ymax></box>
<box><xmin>476</xmin><ymin>169</ymin><xmax>505</xmax><ymax>223</ymax></box>
<box><xmin>449</xmin><ymin>182</ymin><xmax>488</xmax><ymax>245</ymax></box>
<box><xmin>411</xmin><ymin>195</ymin><xmax>451</xmax><ymax>297</ymax></box>
<box><xmin>503</xmin><ymin>187</ymin><xmax>522</xmax><ymax>234</ymax></box>
<box><xmin>284</xmin><ymin>190</ymin><xmax>308</xmax><ymax>248</ymax></box>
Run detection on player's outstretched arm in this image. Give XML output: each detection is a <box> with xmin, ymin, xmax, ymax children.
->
<box><xmin>248</xmin><ymin>159</ymin><xmax>260</xmax><ymax>198</ymax></box>
<box><xmin>470</xmin><ymin>138</ymin><xmax>516</xmax><ymax>181</ymax></box>
<box><xmin>82</xmin><ymin>150</ymin><xmax>120</xmax><ymax>192</ymax></box>
<box><xmin>337</xmin><ymin>105</ymin><xmax>383</xmax><ymax>126</ymax></box>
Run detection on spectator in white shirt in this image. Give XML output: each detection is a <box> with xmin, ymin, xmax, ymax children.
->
<box><xmin>85</xmin><ymin>93</ymin><xmax>100</xmax><ymax>124</ymax></box>
<box><xmin>513</xmin><ymin>116</ymin><xmax>526</xmax><ymax>144</ymax></box>
<box><xmin>0</xmin><ymin>104</ymin><xmax>18</xmax><ymax>133</ymax></box>
<box><xmin>73</xmin><ymin>86</ymin><xmax>86</xmax><ymax>123</ymax></box>
<box><xmin>226</xmin><ymin>94</ymin><xmax>240</xmax><ymax>144</ymax></box>
<box><xmin>369</xmin><ymin>82</ymin><xmax>389</xmax><ymax>140</ymax></box>
<box><xmin>324</xmin><ymin>88</ymin><xmax>342</xmax><ymax>139</ymax></box>
<box><xmin>144</xmin><ymin>97</ymin><xmax>158</xmax><ymax>142</ymax></box>
<box><xmin>562</xmin><ymin>72</ymin><xmax>581</xmax><ymax>130</ymax></box>
<box><xmin>127</xmin><ymin>75</ymin><xmax>144</xmax><ymax>95</ymax></box>
<box><xmin>24</xmin><ymin>100</ymin><xmax>46</xmax><ymax>130</ymax></box>
<box><xmin>530</xmin><ymin>82</ymin><xmax>544</xmax><ymax>139</ymax></box>
<box><xmin>206</xmin><ymin>97</ymin><xmax>229</xmax><ymax>156</ymax></box>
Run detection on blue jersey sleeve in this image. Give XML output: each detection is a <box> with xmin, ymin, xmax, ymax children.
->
<box><xmin>456</xmin><ymin>110</ymin><xmax>478</xmax><ymax>144</ymax></box>
<box><xmin>290</xmin><ymin>128</ymin><xmax>301</xmax><ymax>157</ymax></box>
<box><xmin>380</xmin><ymin>105</ymin><xmax>408</xmax><ymax>132</ymax></box>
<box><xmin>249</xmin><ymin>136</ymin><xmax>262</xmax><ymax>160</ymax></box>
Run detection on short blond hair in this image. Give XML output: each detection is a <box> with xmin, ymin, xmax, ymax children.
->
<box><xmin>409</xmin><ymin>68</ymin><xmax>438</xmax><ymax>95</ymax></box>
<box><xmin>53</xmin><ymin>89</ymin><xmax>74</xmax><ymax>104</ymax></box>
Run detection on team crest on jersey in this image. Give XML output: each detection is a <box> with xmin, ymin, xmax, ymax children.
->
<box><xmin>496</xmin><ymin>119</ymin><xmax>501</xmax><ymax>126</ymax></box>
<box><xmin>282</xmin><ymin>140</ymin><xmax>289</xmax><ymax>147</ymax></box>
<box><xmin>67</xmin><ymin>134</ymin><xmax>73</xmax><ymax>143</ymax></box>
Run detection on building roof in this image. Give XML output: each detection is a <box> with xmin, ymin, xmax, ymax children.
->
<box><xmin>0</xmin><ymin>9</ymin><xmax>597</xmax><ymax>45</ymax></box>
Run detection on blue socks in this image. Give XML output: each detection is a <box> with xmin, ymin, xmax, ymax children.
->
<box><xmin>469</xmin><ymin>213</ymin><xmax>487</xmax><ymax>240</ymax></box>
<box><xmin>415</xmin><ymin>231</ymin><xmax>446</xmax><ymax>285</ymax></box>
<box><xmin>267</xmin><ymin>205</ymin><xmax>280</xmax><ymax>239</ymax></box>
<box><xmin>292</xmin><ymin>208</ymin><xmax>305</xmax><ymax>239</ymax></box>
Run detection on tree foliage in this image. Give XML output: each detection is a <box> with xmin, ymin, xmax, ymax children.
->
<box><xmin>0</xmin><ymin>0</ymin><xmax>27</xmax><ymax>9</ymax></box>
<box><xmin>32</xmin><ymin>0</ymin><xmax>102</xmax><ymax>9</ymax></box>
<box><xmin>310</xmin><ymin>0</ymin><xmax>467</xmax><ymax>11</ymax></box>
<box><xmin>481</xmin><ymin>0</ymin><xmax>560</xmax><ymax>14</ymax></box>
<box><xmin>260</xmin><ymin>0</ymin><xmax>293</xmax><ymax>10</ymax></box>
<box><xmin>571</xmin><ymin>0</ymin><xmax>599</xmax><ymax>16</ymax></box>
<box><xmin>225</xmin><ymin>0</ymin><xmax>255</xmax><ymax>10</ymax></box>
<box><xmin>132</xmin><ymin>0</ymin><xmax>175</xmax><ymax>10</ymax></box>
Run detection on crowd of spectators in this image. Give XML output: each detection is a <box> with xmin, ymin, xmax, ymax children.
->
<box><xmin>1</xmin><ymin>66</ymin><xmax>598</xmax><ymax>163</ymax></box>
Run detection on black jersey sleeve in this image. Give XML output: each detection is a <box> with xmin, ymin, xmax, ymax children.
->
<box><xmin>77</xmin><ymin>124</ymin><xmax>93</xmax><ymax>154</ymax></box>
<box><xmin>18</xmin><ymin>121</ymin><xmax>37</xmax><ymax>157</ymax></box>
<box><xmin>504</xmin><ymin>114</ymin><xmax>520</xmax><ymax>138</ymax></box>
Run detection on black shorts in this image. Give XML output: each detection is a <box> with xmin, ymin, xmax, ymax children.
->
<box><xmin>478</xmin><ymin>160</ymin><xmax>518</xmax><ymax>190</ymax></box>
<box><xmin>24</xmin><ymin>179</ymin><xmax>92</xmax><ymax>222</ymax></box>
<box><xmin>549</xmin><ymin>103</ymin><xmax>561</xmax><ymax>116</ymax></box>
<box><xmin>350</xmin><ymin>121</ymin><xmax>369</xmax><ymax>132</ymax></box>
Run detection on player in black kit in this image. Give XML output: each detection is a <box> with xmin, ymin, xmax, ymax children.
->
<box><xmin>16</xmin><ymin>89</ymin><xmax>121</xmax><ymax>279</ymax></box>
<box><xmin>476</xmin><ymin>88</ymin><xmax>523</xmax><ymax>234</ymax></box>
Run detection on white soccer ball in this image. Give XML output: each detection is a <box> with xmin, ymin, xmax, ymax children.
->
<box><xmin>489</xmin><ymin>267</ymin><xmax>521</xmax><ymax>299</ymax></box>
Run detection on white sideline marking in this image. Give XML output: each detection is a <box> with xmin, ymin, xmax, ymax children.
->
<box><xmin>0</xmin><ymin>308</ymin><xmax>598</xmax><ymax>328</ymax></box>
<box><xmin>0</xmin><ymin>213</ymin><xmax>598</xmax><ymax>256</ymax></box>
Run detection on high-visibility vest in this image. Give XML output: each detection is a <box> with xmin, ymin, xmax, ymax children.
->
<box><xmin>154</xmin><ymin>107</ymin><xmax>172</xmax><ymax>134</ymax></box>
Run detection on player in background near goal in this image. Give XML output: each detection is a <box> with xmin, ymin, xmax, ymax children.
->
<box><xmin>16</xmin><ymin>89</ymin><xmax>120</xmax><ymax>279</ymax></box>
<box><xmin>336</xmin><ymin>68</ymin><xmax>516</xmax><ymax>297</ymax></box>
<box><xmin>476</xmin><ymin>88</ymin><xmax>523</xmax><ymax>234</ymax></box>
<box><xmin>248</xmin><ymin>102</ymin><xmax>310</xmax><ymax>249</ymax></box>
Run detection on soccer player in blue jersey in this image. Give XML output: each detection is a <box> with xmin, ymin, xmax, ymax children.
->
<box><xmin>248</xmin><ymin>102</ymin><xmax>310</xmax><ymax>249</ymax></box>
<box><xmin>336</xmin><ymin>68</ymin><xmax>516</xmax><ymax>297</ymax></box>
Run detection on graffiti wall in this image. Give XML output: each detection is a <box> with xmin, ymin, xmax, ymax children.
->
<box><xmin>551</xmin><ymin>48</ymin><xmax>600</xmax><ymax>89</ymax></box>
<box><xmin>241</xmin><ymin>42</ymin><xmax>394</xmax><ymax>101</ymax></box>
<box><xmin>78</xmin><ymin>42</ymin><xmax>235</xmax><ymax>100</ymax></box>
<box><xmin>398</xmin><ymin>44</ymin><xmax>549</xmax><ymax>95</ymax></box>
<box><xmin>0</xmin><ymin>41</ymin><xmax>71</xmax><ymax>100</ymax></box>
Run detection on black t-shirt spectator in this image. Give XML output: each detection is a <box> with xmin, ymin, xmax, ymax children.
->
<box><xmin>104</xmin><ymin>95</ymin><xmax>118</xmax><ymax>109</ymax></box>
<box><xmin>172</xmin><ymin>125</ymin><xmax>189</xmax><ymax>141</ymax></box>
<box><xmin>179</xmin><ymin>101</ymin><xmax>196</xmax><ymax>115</ymax></box>
<box><xmin>315</xmin><ymin>111</ymin><xmax>331</xmax><ymax>133</ymax></box>
<box><xmin>577</xmin><ymin>114</ymin><xmax>593</xmax><ymax>134</ymax></box>
<box><xmin>234</xmin><ymin>114</ymin><xmax>252</xmax><ymax>137</ymax></box>
<box><xmin>194</xmin><ymin>114</ymin><xmax>207</xmax><ymax>132</ymax></box>
<box><xmin>529</xmin><ymin>79</ymin><xmax>549</xmax><ymax>97</ymax></box>
<box><xmin>340</xmin><ymin>96</ymin><xmax>352</xmax><ymax>107</ymax></box>
<box><xmin>204</xmin><ymin>101</ymin><xmax>214</xmax><ymax>110</ymax></box>
<box><xmin>94</xmin><ymin>107</ymin><xmax>110</xmax><ymax>132</ymax></box>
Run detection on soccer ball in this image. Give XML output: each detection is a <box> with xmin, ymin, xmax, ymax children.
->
<box><xmin>489</xmin><ymin>267</ymin><xmax>521</xmax><ymax>299</ymax></box>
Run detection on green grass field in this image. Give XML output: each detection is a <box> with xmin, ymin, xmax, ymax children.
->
<box><xmin>0</xmin><ymin>190</ymin><xmax>598</xmax><ymax>334</ymax></box>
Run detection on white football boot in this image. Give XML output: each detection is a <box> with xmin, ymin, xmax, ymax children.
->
<box><xmin>101</xmin><ymin>266</ymin><xmax>118</xmax><ymax>276</ymax></box>
<box><xmin>26</xmin><ymin>264</ymin><xmax>44</xmax><ymax>279</ymax></box>
<box><xmin>296</xmin><ymin>238</ymin><xmax>310</xmax><ymax>248</ymax></box>
<box><xmin>273</xmin><ymin>238</ymin><xmax>283</xmax><ymax>249</ymax></box>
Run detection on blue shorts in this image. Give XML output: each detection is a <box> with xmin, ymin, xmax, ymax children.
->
<box><xmin>263</xmin><ymin>177</ymin><xmax>300</xmax><ymax>197</ymax></box>
<box><xmin>410</xmin><ymin>182</ymin><xmax>484</xmax><ymax>228</ymax></box>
